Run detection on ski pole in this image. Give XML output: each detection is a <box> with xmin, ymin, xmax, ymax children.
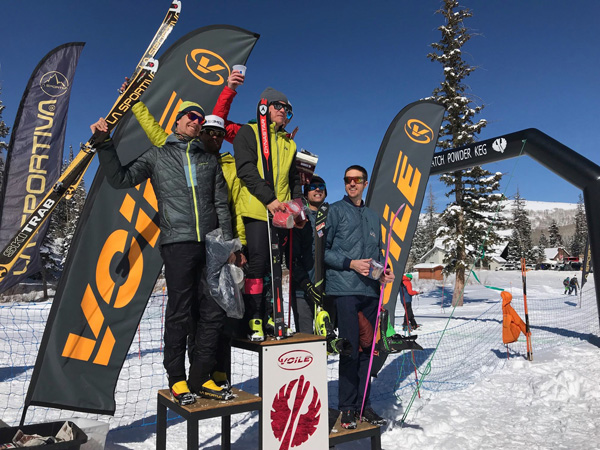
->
<box><xmin>521</xmin><ymin>258</ymin><xmax>533</xmax><ymax>361</ymax></box>
<box><xmin>288</xmin><ymin>229</ymin><xmax>293</xmax><ymax>327</ymax></box>
<box><xmin>360</xmin><ymin>204</ymin><xmax>405</xmax><ymax>420</ymax></box>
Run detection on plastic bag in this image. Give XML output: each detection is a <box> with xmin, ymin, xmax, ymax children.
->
<box><xmin>205</xmin><ymin>228</ymin><xmax>244</xmax><ymax>319</ymax></box>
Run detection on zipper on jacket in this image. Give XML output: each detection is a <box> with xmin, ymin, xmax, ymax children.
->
<box><xmin>185</xmin><ymin>140</ymin><xmax>202</xmax><ymax>241</ymax></box>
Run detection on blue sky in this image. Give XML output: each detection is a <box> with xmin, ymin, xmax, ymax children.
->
<box><xmin>1</xmin><ymin>0</ymin><xmax>598</xmax><ymax>211</ymax></box>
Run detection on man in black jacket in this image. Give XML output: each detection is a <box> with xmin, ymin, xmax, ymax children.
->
<box><xmin>90</xmin><ymin>101</ymin><xmax>235</xmax><ymax>404</ymax></box>
<box><xmin>291</xmin><ymin>175</ymin><xmax>328</xmax><ymax>333</ymax></box>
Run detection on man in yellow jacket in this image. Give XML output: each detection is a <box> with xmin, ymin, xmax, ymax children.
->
<box><xmin>234</xmin><ymin>87</ymin><xmax>303</xmax><ymax>340</ymax></box>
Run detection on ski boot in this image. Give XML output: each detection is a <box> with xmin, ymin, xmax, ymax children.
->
<box><xmin>378</xmin><ymin>309</ymin><xmax>423</xmax><ymax>354</ymax></box>
<box><xmin>315</xmin><ymin>307</ymin><xmax>352</xmax><ymax>356</ymax></box>
<box><xmin>195</xmin><ymin>379</ymin><xmax>235</xmax><ymax>401</ymax></box>
<box><xmin>212</xmin><ymin>371</ymin><xmax>231</xmax><ymax>391</ymax></box>
<box><xmin>170</xmin><ymin>381</ymin><xmax>195</xmax><ymax>406</ymax></box>
<box><xmin>265</xmin><ymin>316</ymin><xmax>294</xmax><ymax>338</ymax></box>
<box><xmin>248</xmin><ymin>319</ymin><xmax>265</xmax><ymax>342</ymax></box>
<box><xmin>340</xmin><ymin>410</ymin><xmax>357</xmax><ymax>429</ymax></box>
<box><xmin>357</xmin><ymin>407</ymin><xmax>387</xmax><ymax>426</ymax></box>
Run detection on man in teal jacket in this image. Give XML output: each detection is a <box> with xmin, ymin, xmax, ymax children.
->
<box><xmin>324</xmin><ymin>165</ymin><xmax>394</xmax><ymax>429</ymax></box>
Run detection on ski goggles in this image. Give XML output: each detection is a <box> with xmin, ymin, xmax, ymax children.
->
<box><xmin>307</xmin><ymin>183</ymin><xmax>326</xmax><ymax>191</ymax></box>
<box><xmin>186</xmin><ymin>112</ymin><xmax>206</xmax><ymax>124</ymax></box>
<box><xmin>202</xmin><ymin>128</ymin><xmax>226</xmax><ymax>138</ymax></box>
<box><xmin>271</xmin><ymin>101</ymin><xmax>294</xmax><ymax>120</ymax></box>
<box><xmin>344</xmin><ymin>176</ymin><xmax>365</xmax><ymax>184</ymax></box>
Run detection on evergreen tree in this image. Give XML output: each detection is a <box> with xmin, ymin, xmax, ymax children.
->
<box><xmin>41</xmin><ymin>146</ymin><xmax>87</xmax><ymax>280</ymax></box>
<box><xmin>408</xmin><ymin>187</ymin><xmax>442</xmax><ymax>268</ymax></box>
<box><xmin>570</xmin><ymin>194</ymin><xmax>587</xmax><ymax>258</ymax></box>
<box><xmin>537</xmin><ymin>231</ymin><xmax>548</xmax><ymax>263</ymax></box>
<box><xmin>548</xmin><ymin>219</ymin><xmax>563</xmax><ymax>247</ymax></box>
<box><xmin>427</xmin><ymin>0</ymin><xmax>492</xmax><ymax>306</ymax></box>
<box><xmin>507</xmin><ymin>190</ymin><xmax>534</xmax><ymax>263</ymax></box>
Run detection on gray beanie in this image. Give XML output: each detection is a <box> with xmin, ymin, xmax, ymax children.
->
<box><xmin>260</xmin><ymin>87</ymin><xmax>289</xmax><ymax>106</ymax></box>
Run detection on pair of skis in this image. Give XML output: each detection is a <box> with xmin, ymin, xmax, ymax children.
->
<box><xmin>0</xmin><ymin>1</ymin><xmax>181</xmax><ymax>286</ymax></box>
<box><xmin>257</xmin><ymin>98</ymin><xmax>287</xmax><ymax>339</ymax></box>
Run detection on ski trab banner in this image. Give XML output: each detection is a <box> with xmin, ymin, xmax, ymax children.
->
<box><xmin>365</xmin><ymin>100</ymin><xmax>444</xmax><ymax>374</ymax></box>
<box><xmin>24</xmin><ymin>26</ymin><xmax>259</xmax><ymax>416</ymax></box>
<box><xmin>0</xmin><ymin>43</ymin><xmax>84</xmax><ymax>292</ymax></box>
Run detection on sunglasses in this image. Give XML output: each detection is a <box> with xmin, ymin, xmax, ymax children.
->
<box><xmin>202</xmin><ymin>129</ymin><xmax>226</xmax><ymax>138</ymax></box>
<box><xmin>271</xmin><ymin>101</ymin><xmax>294</xmax><ymax>120</ymax></box>
<box><xmin>308</xmin><ymin>183</ymin><xmax>326</xmax><ymax>191</ymax></box>
<box><xmin>344</xmin><ymin>176</ymin><xmax>365</xmax><ymax>185</ymax></box>
<box><xmin>186</xmin><ymin>112</ymin><xmax>205</xmax><ymax>124</ymax></box>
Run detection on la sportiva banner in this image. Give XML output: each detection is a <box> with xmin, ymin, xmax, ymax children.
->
<box><xmin>0</xmin><ymin>42</ymin><xmax>84</xmax><ymax>292</ymax></box>
<box><xmin>24</xmin><ymin>25</ymin><xmax>259</xmax><ymax>416</ymax></box>
<box><xmin>365</xmin><ymin>100</ymin><xmax>445</xmax><ymax>375</ymax></box>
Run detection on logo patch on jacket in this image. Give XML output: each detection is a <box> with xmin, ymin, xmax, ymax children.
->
<box><xmin>370</xmin><ymin>230</ymin><xmax>376</xmax><ymax>238</ymax></box>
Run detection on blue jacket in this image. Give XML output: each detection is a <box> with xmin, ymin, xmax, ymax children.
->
<box><xmin>324</xmin><ymin>196</ymin><xmax>383</xmax><ymax>298</ymax></box>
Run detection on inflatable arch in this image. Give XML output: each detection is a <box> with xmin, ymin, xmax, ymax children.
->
<box><xmin>430</xmin><ymin>128</ymin><xmax>600</xmax><ymax>327</ymax></box>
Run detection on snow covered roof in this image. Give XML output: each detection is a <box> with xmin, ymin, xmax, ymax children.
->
<box><xmin>414</xmin><ymin>263</ymin><xmax>444</xmax><ymax>269</ymax></box>
<box><xmin>544</xmin><ymin>247</ymin><xmax>568</xmax><ymax>260</ymax></box>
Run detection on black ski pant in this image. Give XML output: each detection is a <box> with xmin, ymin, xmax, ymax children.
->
<box><xmin>290</xmin><ymin>289</ymin><xmax>314</xmax><ymax>334</ymax></box>
<box><xmin>403</xmin><ymin>302</ymin><xmax>418</xmax><ymax>328</ymax></box>
<box><xmin>291</xmin><ymin>288</ymin><xmax>337</xmax><ymax>334</ymax></box>
<box><xmin>160</xmin><ymin>242</ymin><xmax>226</xmax><ymax>390</ymax></box>
<box><xmin>334</xmin><ymin>295</ymin><xmax>378</xmax><ymax>411</ymax></box>
<box><xmin>243</xmin><ymin>218</ymin><xmax>288</xmax><ymax>323</ymax></box>
<box><xmin>243</xmin><ymin>218</ymin><xmax>270</xmax><ymax>321</ymax></box>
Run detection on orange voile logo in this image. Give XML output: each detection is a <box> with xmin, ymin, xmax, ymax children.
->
<box><xmin>404</xmin><ymin>119</ymin><xmax>434</xmax><ymax>144</ymax></box>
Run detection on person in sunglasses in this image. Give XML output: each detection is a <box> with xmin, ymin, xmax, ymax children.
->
<box><xmin>119</xmin><ymin>69</ymin><xmax>246</xmax><ymax>145</ymax></box>
<box><xmin>324</xmin><ymin>165</ymin><xmax>395</xmax><ymax>429</ymax></box>
<box><xmin>90</xmin><ymin>101</ymin><xmax>236</xmax><ymax>405</ymax></box>
<box><xmin>234</xmin><ymin>87</ymin><xmax>303</xmax><ymax>341</ymax></box>
<box><xmin>291</xmin><ymin>175</ymin><xmax>328</xmax><ymax>333</ymax></box>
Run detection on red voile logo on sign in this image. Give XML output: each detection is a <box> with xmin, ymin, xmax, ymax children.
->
<box><xmin>271</xmin><ymin>375</ymin><xmax>321</xmax><ymax>449</ymax></box>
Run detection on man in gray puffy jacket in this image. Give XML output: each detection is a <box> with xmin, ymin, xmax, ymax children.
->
<box><xmin>324</xmin><ymin>165</ymin><xmax>394</xmax><ymax>429</ymax></box>
<box><xmin>90</xmin><ymin>101</ymin><xmax>234</xmax><ymax>405</ymax></box>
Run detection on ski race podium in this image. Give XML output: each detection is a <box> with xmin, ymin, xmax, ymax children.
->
<box><xmin>156</xmin><ymin>332</ymin><xmax>382</xmax><ymax>449</ymax></box>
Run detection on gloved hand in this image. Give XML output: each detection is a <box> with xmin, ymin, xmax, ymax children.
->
<box><xmin>301</xmin><ymin>279</ymin><xmax>324</xmax><ymax>307</ymax></box>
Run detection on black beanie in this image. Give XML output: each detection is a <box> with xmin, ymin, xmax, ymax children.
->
<box><xmin>260</xmin><ymin>87</ymin><xmax>289</xmax><ymax>106</ymax></box>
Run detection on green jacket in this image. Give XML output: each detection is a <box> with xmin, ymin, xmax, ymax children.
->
<box><xmin>234</xmin><ymin>122</ymin><xmax>301</xmax><ymax>221</ymax></box>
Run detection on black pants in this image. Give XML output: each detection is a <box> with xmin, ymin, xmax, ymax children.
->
<box><xmin>160</xmin><ymin>242</ymin><xmax>226</xmax><ymax>390</ymax></box>
<box><xmin>290</xmin><ymin>289</ymin><xmax>314</xmax><ymax>334</ymax></box>
<box><xmin>403</xmin><ymin>302</ymin><xmax>418</xmax><ymax>328</ymax></box>
<box><xmin>334</xmin><ymin>295</ymin><xmax>378</xmax><ymax>411</ymax></box>
<box><xmin>243</xmin><ymin>218</ymin><xmax>288</xmax><ymax>322</ymax></box>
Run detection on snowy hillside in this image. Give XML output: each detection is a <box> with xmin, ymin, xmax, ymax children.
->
<box><xmin>502</xmin><ymin>199</ymin><xmax>578</xmax><ymax>229</ymax></box>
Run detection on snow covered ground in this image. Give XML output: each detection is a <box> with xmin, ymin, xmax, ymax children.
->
<box><xmin>2</xmin><ymin>270</ymin><xmax>598</xmax><ymax>449</ymax></box>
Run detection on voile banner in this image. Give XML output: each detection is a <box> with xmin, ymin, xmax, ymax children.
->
<box><xmin>365</xmin><ymin>100</ymin><xmax>445</xmax><ymax>375</ymax></box>
<box><xmin>0</xmin><ymin>42</ymin><xmax>84</xmax><ymax>292</ymax></box>
<box><xmin>24</xmin><ymin>26</ymin><xmax>259</xmax><ymax>416</ymax></box>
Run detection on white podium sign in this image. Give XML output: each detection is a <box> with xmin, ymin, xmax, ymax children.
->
<box><xmin>261</xmin><ymin>340</ymin><xmax>328</xmax><ymax>449</ymax></box>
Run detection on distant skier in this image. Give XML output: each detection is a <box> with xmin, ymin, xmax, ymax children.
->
<box><xmin>400</xmin><ymin>273</ymin><xmax>420</xmax><ymax>331</ymax></box>
<box><xmin>563</xmin><ymin>277</ymin><xmax>570</xmax><ymax>295</ymax></box>
<box><xmin>569</xmin><ymin>275</ymin><xmax>579</xmax><ymax>295</ymax></box>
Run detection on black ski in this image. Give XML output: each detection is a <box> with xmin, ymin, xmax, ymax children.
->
<box><xmin>257</xmin><ymin>98</ymin><xmax>286</xmax><ymax>339</ymax></box>
<box><xmin>0</xmin><ymin>1</ymin><xmax>181</xmax><ymax>286</ymax></box>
